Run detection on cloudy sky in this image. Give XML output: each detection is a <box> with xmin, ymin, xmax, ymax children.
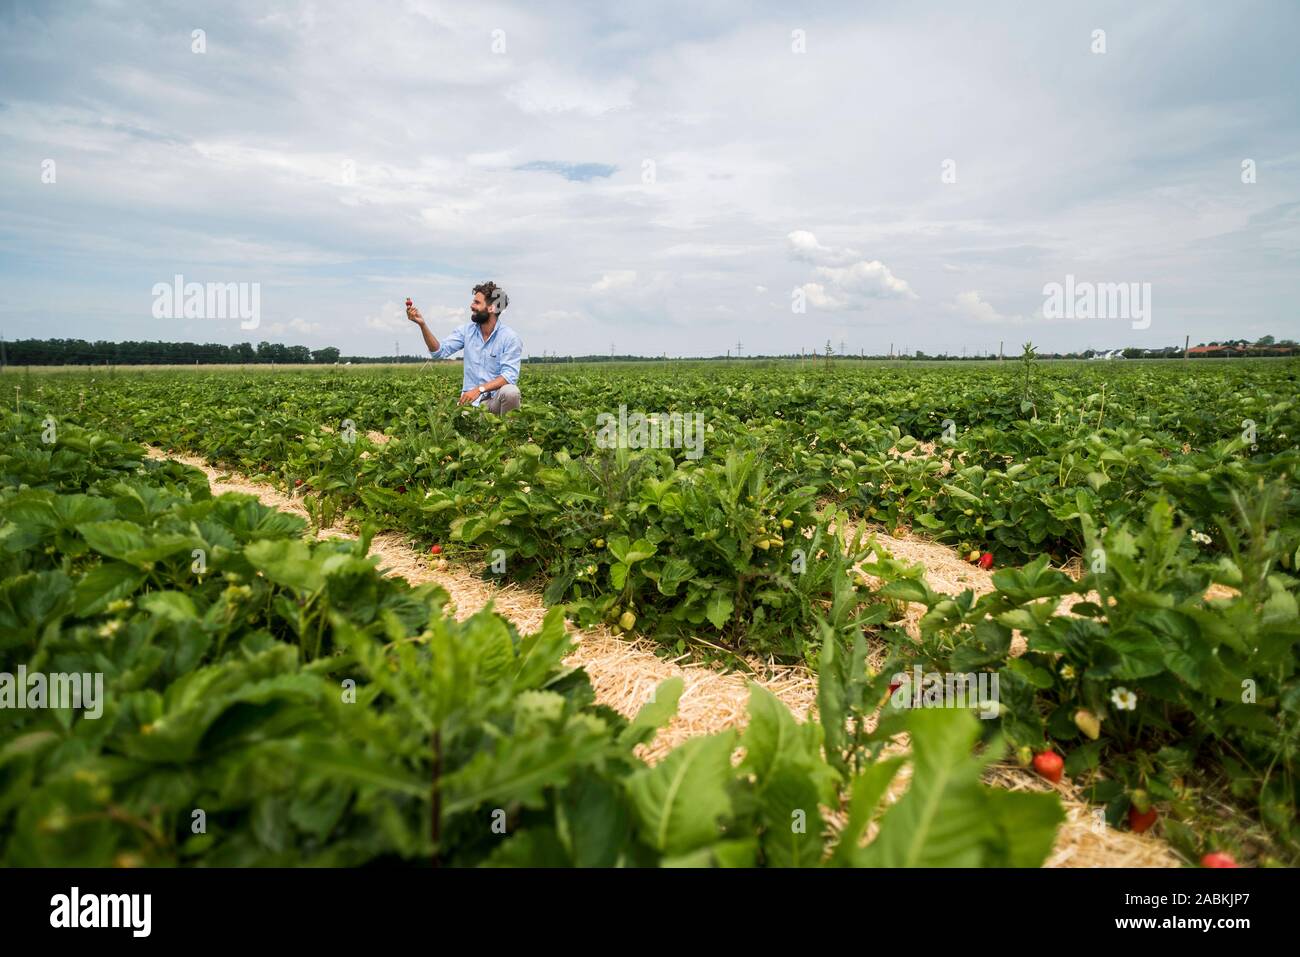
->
<box><xmin>1</xmin><ymin>0</ymin><xmax>1297</xmax><ymax>357</ymax></box>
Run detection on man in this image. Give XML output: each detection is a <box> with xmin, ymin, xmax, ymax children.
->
<box><xmin>406</xmin><ymin>281</ymin><xmax>523</xmax><ymax>414</ymax></box>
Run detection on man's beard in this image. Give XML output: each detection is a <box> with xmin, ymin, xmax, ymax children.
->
<box><xmin>471</xmin><ymin>309</ymin><xmax>490</xmax><ymax>325</ymax></box>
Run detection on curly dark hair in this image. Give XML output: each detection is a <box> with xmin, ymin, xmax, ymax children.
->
<box><xmin>473</xmin><ymin>281</ymin><xmax>509</xmax><ymax>313</ymax></box>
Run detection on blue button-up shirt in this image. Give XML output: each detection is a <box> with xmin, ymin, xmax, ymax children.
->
<box><xmin>429</xmin><ymin>320</ymin><xmax>523</xmax><ymax>405</ymax></box>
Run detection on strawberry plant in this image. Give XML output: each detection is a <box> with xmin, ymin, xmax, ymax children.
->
<box><xmin>1</xmin><ymin>409</ymin><xmax>1066</xmax><ymax>867</ymax></box>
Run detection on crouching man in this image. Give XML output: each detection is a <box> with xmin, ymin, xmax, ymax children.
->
<box><xmin>407</xmin><ymin>281</ymin><xmax>522</xmax><ymax>414</ymax></box>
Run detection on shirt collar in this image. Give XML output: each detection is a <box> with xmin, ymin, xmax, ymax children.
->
<box><xmin>474</xmin><ymin>321</ymin><xmax>505</xmax><ymax>345</ymax></box>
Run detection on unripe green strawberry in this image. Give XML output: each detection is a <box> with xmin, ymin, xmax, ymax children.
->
<box><xmin>1074</xmin><ymin>708</ymin><xmax>1101</xmax><ymax>740</ymax></box>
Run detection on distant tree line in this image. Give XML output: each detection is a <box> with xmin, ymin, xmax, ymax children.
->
<box><xmin>0</xmin><ymin>339</ymin><xmax>343</xmax><ymax>366</ymax></box>
<box><xmin>4</xmin><ymin>336</ymin><xmax>1295</xmax><ymax>368</ymax></box>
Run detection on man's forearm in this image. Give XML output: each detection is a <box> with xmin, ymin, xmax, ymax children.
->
<box><xmin>415</xmin><ymin>320</ymin><xmax>440</xmax><ymax>354</ymax></box>
<box><xmin>479</xmin><ymin>375</ymin><xmax>509</xmax><ymax>393</ymax></box>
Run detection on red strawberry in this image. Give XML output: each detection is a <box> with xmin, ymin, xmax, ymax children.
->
<box><xmin>294</xmin><ymin>479</ymin><xmax>303</xmax><ymax>487</ymax></box>
<box><xmin>1128</xmin><ymin>806</ymin><xmax>1158</xmax><ymax>833</ymax></box>
<box><xmin>405</xmin><ymin>298</ymin><xmax>413</xmax><ymax>306</ymax></box>
<box><xmin>396</xmin><ymin>484</ymin><xmax>406</xmax><ymax>494</ymax></box>
<box><xmin>1201</xmin><ymin>852</ymin><xmax>1238</xmax><ymax>868</ymax></box>
<box><xmin>1032</xmin><ymin>750</ymin><xmax>1064</xmax><ymax>783</ymax></box>
<box><xmin>978</xmin><ymin>551</ymin><xmax>994</xmax><ymax>570</ymax></box>
<box><xmin>429</xmin><ymin>544</ymin><xmax>442</xmax><ymax>555</ymax></box>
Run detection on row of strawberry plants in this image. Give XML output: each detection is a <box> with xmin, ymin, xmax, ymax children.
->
<box><xmin>0</xmin><ymin>409</ymin><xmax>1064</xmax><ymax>866</ymax></box>
<box><xmin>867</xmin><ymin>490</ymin><xmax>1300</xmax><ymax>862</ymax></box>
<box><xmin>20</xmin><ymin>361</ymin><xmax>1298</xmax><ymax>861</ymax></box>
<box><xmin>33</xmin><ymin>361</ymin><xmax>1299</xmax><ymax>566</ymax></box>
<box><xmin>21</xmin><ymin>362</ymin><xmax>1300</xmax><ymax>660</ymax></box>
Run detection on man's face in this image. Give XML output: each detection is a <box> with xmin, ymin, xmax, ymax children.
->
<box><xmin>471</xmin><ymin>291</ymin><xmax>491</xmax><ymax>325</ymax></box>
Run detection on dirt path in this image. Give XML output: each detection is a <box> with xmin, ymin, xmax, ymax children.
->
<box><xmin>146</xmin><ymin>447</ymin><xmax>814</xmax><ymax>761</ymax></box>
<box><xmin>144</xmin><ymin>446</ymin><xmax>1183</xmax><ymax>867</ymax></box>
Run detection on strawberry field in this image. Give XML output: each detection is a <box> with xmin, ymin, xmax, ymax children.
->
<box><xmin>3</xmin><ymin>357</ymin><xmax>1298</xmax><ymax>866</ymax></box>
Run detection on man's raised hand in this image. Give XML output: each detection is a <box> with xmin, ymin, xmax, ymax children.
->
<box><xmin>405</xmin><ymin>298</ymin><xmax>423</xmax><ymax>324</ymax></box>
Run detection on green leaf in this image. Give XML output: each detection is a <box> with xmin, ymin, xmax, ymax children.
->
<box><xmin>441</xmin><ymin>711</ymin><xmax>612</xmax><ymax>816</ymax></box>
<box><xmin>740</xmin><ymin>684</ymin><xmax>837</xmax><ymax>867</ymax></box>
<box><xmin>294</xmin><ymin>741</ymin><xmax>427</xmax><ymax>798</ymax></box>
<box><xmin>557</xmin><ymin>773</ymin><xmax>629</xmax><ymax>868</ymax></box>
<box><xmin>705</xmin><ymin>591</ymin><xmax>734</xmax><ymax>630</ymax></box>
<box><xmin>879</xmin><ymin>579</ymin><xmax>932</xmax><ymax>604</ymax></box>
<box><xmin>1005</xmin><ymin>658</ymin><xmax>1055</xmax><ymax>689</ymax></box>
<box><xmin>608</xmin><ymin>536</ymin><xmax>657</xmax><ymax>565</ymax></box>
<box><xmin>830</xmin><ymin>757</ymin><xmax>905</xmax><ymax>866</ymax></box>
<box><xmin>817</xmin><ymin>627</ymin><xmax>849</xmax><ymax>777</ymax></box>
<box><xmin>626</xmin><ymin>730</ymin><xmax>736</xmax><ymax>856</ymax></box>
<box><xmin>245</xmin><ymin>538</ymin><xmax>325</xmax><ymax>592</ymax></box>
<box><xmin>76</xmin><ymin>520</ymin><xmax>146</xmax><ymax>561</ymax></box>
<box><xmin>73</xmin><ymin>562</ymin><xmax>147</xmax><ymax>616</ymax></box>
<box><xmin>620</xmin><ymin>677</ymin><xmax>684</xmax><ymax>748</ymax></box>
<box><xmin>856</xmin><ymin>710</ymin><xmax>1060</xmax><ymax>868</ymax></box>
<box><xmin>655</xmin><ymin>557</ymin><xmax>696</xmax><ymax>596</ymax></box>
<box><xmin>138</xmin><ymin>590</ymin><xmax>198</xmax><ymax>623</ymax></box>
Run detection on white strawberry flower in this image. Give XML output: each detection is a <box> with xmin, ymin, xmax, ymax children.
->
<box><xmin>1111</xmin><ymin>686</ymin><xmax>1137</xmax><ymax>711</ymax></box>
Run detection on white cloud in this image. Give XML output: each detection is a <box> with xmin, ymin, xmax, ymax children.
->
<box><xmin>811</xmin><ymin>260</ymin><xmax>916</xmax><ymax>300</ymax></box>
<box><xmin>788</xmin><ymin>230</ymin><xmax>915</xmax><ymax>310</ymax></box>
<box><xmin>787</xmin><ymin>230</ymin><xmax>861</xmax><ymax>266</ymax></box>
<box><xmin>365</xmin><ymin>300</ymin><xmax>460</xmax><ymax>332</ymax></box>
<box><xmin>466</xmin><ymin>151</ymin><xmax>513</xmax><ymax>169</ymax></box>
<box><xmin>262</xmin><ymin>317</ymin><xmax>321</xmax><ymax>337</ymax></box>
<box><xmin>505</xmin><ymin>68</ymin><xmax>636</xmax><ymax>116</ymax></box>
<box><xmin>592</xmin><ymin>270</ymin><xmax>638</xmax><ymax>291</ymax></box>
<box><xmin>950</xmin><ymin>291</ymin><xmax>1025</xmax><ymax>324</ymax></box>
<box><xmin>531</xmin><ymin>308</ymin><xmax>590</xmax><ymax>333</ymax></box>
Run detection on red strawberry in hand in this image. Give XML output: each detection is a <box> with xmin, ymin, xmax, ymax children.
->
<box><xmin>1201</xmin><ymin>852</ymin><xmax>1238</xmax><ymax>868</ymax></box>
<box><xmin>1032</xmin><ymin>750</ymin><xmax>1064</xmax><ymax>783</ymax></box>
<box><xmin>405</xmin><ymin>298</ymin><xmax>413</xmax><ymax>307</ymax></box>
<box><xmin>978</xmin><ymin>551</ymin><xmax>994</xmax><ymax>570</ymax></box>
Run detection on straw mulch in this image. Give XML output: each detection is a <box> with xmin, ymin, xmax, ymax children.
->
<box><xmin>839</xmin><ymin>518</ymin><xmax>1185</xmax><ymax>866</ymax></box>
<box><xmin>142</xmin><ymin>448</ymin><xmax>815</xmax><ymax>759</ymax></box>
<box><xmin>143</xmin><ymin>446</ymin><xmax>1183</xmax><ymax>867</ymax></box>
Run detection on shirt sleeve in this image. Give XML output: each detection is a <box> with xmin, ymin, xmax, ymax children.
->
<box><xmin>498</xmin><ymin>331</ymin><xmax>522</xmax><ymax>385</ymax></box>
<box><xmin>430</xmin><ymin>324</ymin><xmax>465</xmax><ymax>359</ymax></box>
